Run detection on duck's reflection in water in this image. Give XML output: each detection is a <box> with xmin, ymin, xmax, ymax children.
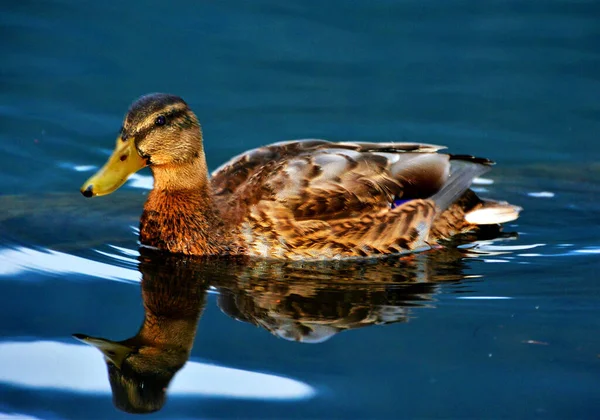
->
<box><xmin>74</xmin><ymin>247</ymin><xmax>470</xmax><ymax>413</ymax></box>
<box><xmin>74</xmin><ymin>253</ymin><xmax>214</xmax><ymax>413</ymax></box>
<box><xmin>215</xmin><ymin>249</ymin><xmax>467</xmax><ymax>343</ymax></box>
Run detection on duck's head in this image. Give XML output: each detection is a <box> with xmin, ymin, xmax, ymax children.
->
<box><xmin>81</xmin><ymin>93</ymin><xmax>204</xmax><ymax>197</ymax></box>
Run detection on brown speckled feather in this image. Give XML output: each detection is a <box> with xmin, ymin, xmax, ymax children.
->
<box><xmin>84</xmin><ymin>94</ymin><xmax>521</xmax><ymax>260</ymax></box>
<box><xmin>210</xmin><ymin>140</ymin><xmax>504</xmax><ymax>260</ymax></box>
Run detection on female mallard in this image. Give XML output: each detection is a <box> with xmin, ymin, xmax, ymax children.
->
<box><xmin>81</xmin><ymin>93</ymin><xmax>521</xmax><ymax>260</ymax></box>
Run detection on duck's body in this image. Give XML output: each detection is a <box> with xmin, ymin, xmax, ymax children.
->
<box><xmin>81</xmin><ymin>93</ymin><xmax>521</xmax><ymax>260</ymax></box>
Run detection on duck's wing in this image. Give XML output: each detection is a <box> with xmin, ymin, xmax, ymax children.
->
<box><xmin>211</xmin><ymin>140</ymin><xmax>512</xmax><ymax>258</ymax></box>
<box><xmin>211</xmin><ymin>139</ymin><xmax>451</xmax><ymax>222</ymax></box>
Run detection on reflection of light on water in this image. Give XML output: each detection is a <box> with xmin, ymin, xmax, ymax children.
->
<box><xmin>471</xmin><ymin>187</ymin><xmax>489</xmax><ymax>193</ymax></box>
<box><xmin>0</xmin><ymin>413</ymin><xmax>41</xmax><ymax>420</ymax></box>
<box><xmin>2</xmin><ymin>240</ymin><xmax>598</xmax><ymax>285</ymax></box>
<box><xmin>0</xmin><ymin>341</ymin><xmax>315</xmax><ymax>400</ymax></box>
<box><xmin>527</xmin><ymin>191</ymin><xmax>555</xmax><ymax>198</ymax></box>
<box><xmin>127</xmin><ymin>173</ymin><xmax>153</xmax><ymax>190</ymax></box>
<box><xmin>573</xmin><ymin>248</ymin><xmax>600</xmax><ymax>254</ymax></box>
<box><xmin>0</xmin><ymin>246</ymin><xmax>139</xmax><ymax>283</ymax></box>
<box><xmin>456</xmin><ymin>296</ymin><xmax>512</xmax><ymax>300</ymax></box>
<box><xmin>460</xmin><ymin>242</ymin><xmax>546</xmax><ymax>253</ymax></box>
<box><xmin>460</xmin><ymin>242</ymin><xmax>546</xmax><ymax>260</ymax></box>
<box><xmin>515</xmin><ymin>246</ymin><xmax>600</xmax><ymax>258</ymax></box>
<box><xmin>74</xmin><ymin>165</ymin><xmax>97</xmax><ymax>172</ymax></box>
<box><xmin>461</xmin><ymin>242</ymin><xmax>600</xmax><ymax>260</ymax></box>
<box><xmin>57</xmin><ymin>162</ymin><xmax>97</xmax><ymax>172</ymax></box>
<box><xmin>94</xmin><ymin>249</ymin><xmax>138</xmax><ymax>264</ymax></box>
<box><xmin>108</xmin><ymin>245</ymin><xmax>139</xmax><ymax>256</ymax></box>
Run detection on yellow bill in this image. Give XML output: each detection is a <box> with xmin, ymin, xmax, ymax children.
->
<box><xmin>81</xmin><ymin>137</ymin><xmax>147</xmax><ymax>197</ymax></box>
<box><xmin>72</xmin><ymin>333</ymin><xmax>133</xmax><ymax>369</ymax></box>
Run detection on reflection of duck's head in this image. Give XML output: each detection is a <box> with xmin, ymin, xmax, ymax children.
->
<box><xmin>74</xmin><ymin>251</ymin><xmax>211</xmax><ymax>413</ymax></box>
<box><xmin>73</xmin><ymin>334</ymin><xmax>185</xmax><ymax>413</ymax></box>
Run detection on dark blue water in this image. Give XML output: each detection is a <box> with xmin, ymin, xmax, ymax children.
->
<box><xmin>1</xmin><ymin>1</ymin><xmax>600</xmax><ymax>418</ymax></box>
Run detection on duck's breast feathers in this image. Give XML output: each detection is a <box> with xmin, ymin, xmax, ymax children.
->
<box><xmin>210</xmin><ymin>139</ymin><xmax>458</xmax><ymax>221</ymax></box>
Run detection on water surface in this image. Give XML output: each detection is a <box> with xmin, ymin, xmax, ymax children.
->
<box><xmin>1</xmin><ymin>1</ymin><xmax>600</xmax><ymax>418</ymax></box>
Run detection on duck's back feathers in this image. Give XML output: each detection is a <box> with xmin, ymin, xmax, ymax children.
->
<box><xmin>212</xmin><ymin>140</ymin><xmax>450</xmax><ymax>222</ymax></box>
<box><xmin>211</xmin><ymin>140</ymin><xmax>445</xmax><ymax>197</ymax></box>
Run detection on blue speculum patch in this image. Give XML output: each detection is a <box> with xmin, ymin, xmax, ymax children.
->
<box><xmin>392</xmin><ymin>198</ymin><xmax>411</xmax><ymax>208</ymax></box>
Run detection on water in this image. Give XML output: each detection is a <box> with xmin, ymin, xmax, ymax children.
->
<box><xmin>1</xmin><ymin>0</ymin><xmax>600</xmax><ymax>418</ymax></box>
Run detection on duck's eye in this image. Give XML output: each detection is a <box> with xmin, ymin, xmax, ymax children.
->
<box><xmin>155</xmin><ymin>115</ymin><xmax>166</xmax><ymax>126</ymax></box>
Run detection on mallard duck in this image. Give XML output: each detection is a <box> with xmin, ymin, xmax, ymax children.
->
<box><xmin>81</xmin><ymin>93</ymin><xmax>521</xmax><ymax>259</ymax></box>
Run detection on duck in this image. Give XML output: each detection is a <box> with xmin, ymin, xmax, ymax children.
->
<box><xmin>81</xmin><ymin>93</ymin><xmax>521</xmax><ymax>260</ymax></box>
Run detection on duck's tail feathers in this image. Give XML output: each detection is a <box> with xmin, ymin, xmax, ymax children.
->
<box><xmin>465</xmin><ymin>200</ymin><xmax>522</xmax><ymax>225</ymax></box>
<box><xmin>430</xmin><ymin>156</ymin><xmax>493</xmax><ymax>211</ymax></box>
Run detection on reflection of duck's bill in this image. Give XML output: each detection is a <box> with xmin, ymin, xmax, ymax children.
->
<box><xmin>72</xmin><ymin>333</ymin><xmax>132</xmax><ymax>369</ymax></box>
<box><xmin>80</xmin><ymin>136</ymin><xmax>147</xmax><ymax>197</ymax></box>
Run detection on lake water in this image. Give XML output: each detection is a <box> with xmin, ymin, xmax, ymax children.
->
<box><xmin>1</xmin><ymin>0</ymin><xmax>600</xmax><ymax>418</ymax></box>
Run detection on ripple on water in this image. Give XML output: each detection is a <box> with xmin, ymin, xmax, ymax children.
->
<box><xmin>0</xmin><ymin>245</ymin><xmax>140</xmax><ymax>283</ymax></box>
<box><xmin>1</xmin><ymin>238</ymin><xmax>598</xmax><ymax>285</ymax></box>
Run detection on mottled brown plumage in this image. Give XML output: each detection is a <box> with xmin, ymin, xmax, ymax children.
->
<box><xmin>81</xmin><ymin>93</ymin><xmax>521</xmax><ymax>260</ymax></box>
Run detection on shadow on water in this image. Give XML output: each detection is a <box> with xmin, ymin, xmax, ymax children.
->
<box><xmin>73</xmin><ymin>246</ymin><xmax>473</xmax><ymax>414</ymax></box>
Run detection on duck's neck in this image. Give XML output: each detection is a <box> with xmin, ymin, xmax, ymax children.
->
<box><xmin>151</xmin><ymin>155</ymin><xmax>210</xmax><ymax>191</ymax></box>
<box><xmin>139</xmin><ymin>158</ymin><xmax>230</xmax><ymax>255</ymax></box>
